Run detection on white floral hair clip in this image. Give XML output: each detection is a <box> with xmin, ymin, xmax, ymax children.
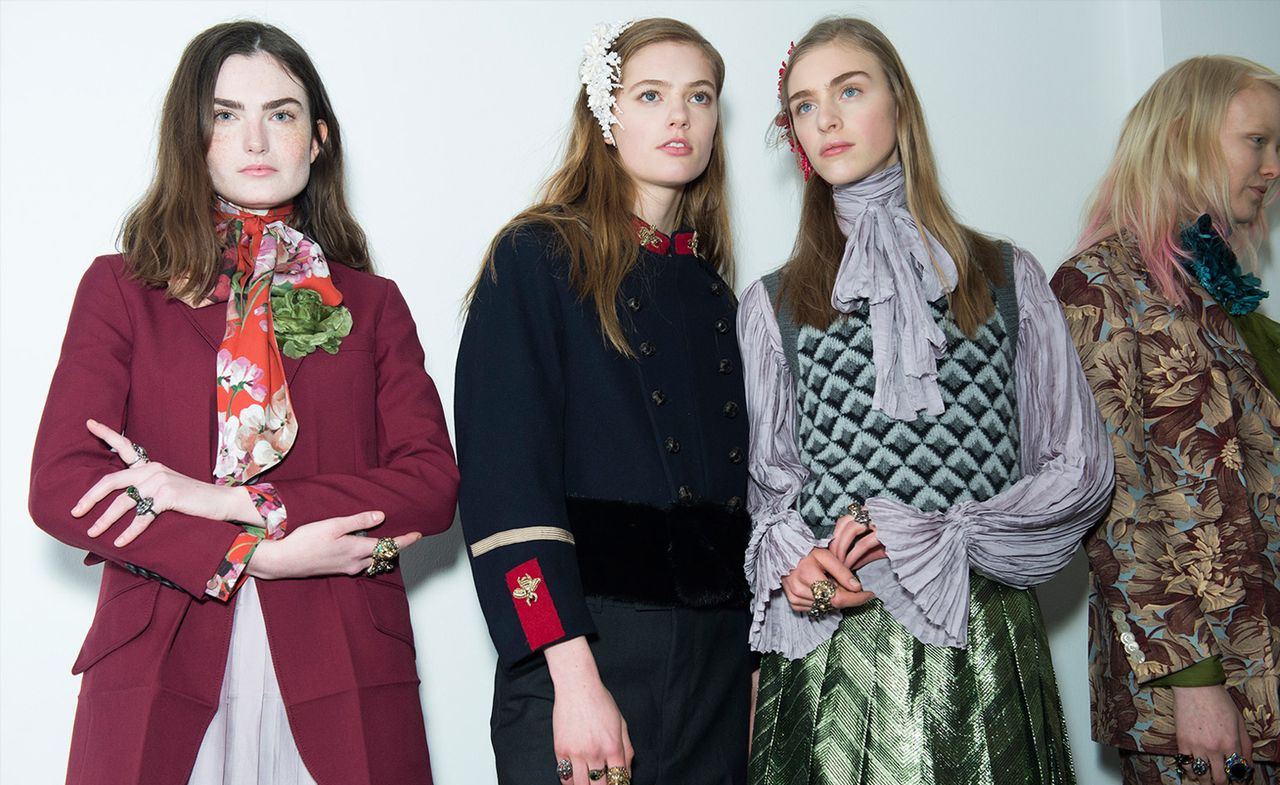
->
<box><xmin>579</xmin><ymin>20</ymin><xmax>635</xmax><ymax>143</ymax></box>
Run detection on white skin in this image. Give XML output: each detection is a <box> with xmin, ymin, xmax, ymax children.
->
<box><xmin>541</xmin><ymin>41</ymin><xmax>720</xmax><ymax>785</ymax></box>
<box><xmin>1170</xmin><ymin>81</ymin><xmax>1280</xmax><ymax>785</ymax></box>
<box><xmin>1219</xmin><ymin>81</ymin><xmax>1280</xmax><ymax>226</ymax></box>
<box><xmin>775</xmin><ymin>41</ymin><xmax>902</xmax><ymax>614</ymax></box>
<box><xmin>70</xmin><ymin>54</ymin><xmax>421</xmax><ymax>576</ymax></box>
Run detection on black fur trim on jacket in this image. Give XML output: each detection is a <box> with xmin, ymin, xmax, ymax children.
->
<box><xmin>566</xmin><ymin>497</ymin><xmax>751</xmax><ymax>608</ymax></box>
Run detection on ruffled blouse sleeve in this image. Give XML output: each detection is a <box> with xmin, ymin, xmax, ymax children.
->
<box><xmin>737</xmin><ymin>279</ymin><xmax>840</xmax><ymax>658</ymax></box>
<box><xmin>859</xmin><ymin>247</ymin><xmax>1115</xmax><ymax>648</ymax></box>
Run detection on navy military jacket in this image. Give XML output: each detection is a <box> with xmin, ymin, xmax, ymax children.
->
<box><xmin>456</xmin><ymin>223</ymin><xmax>750</xmax><ymax>664</ymax></box>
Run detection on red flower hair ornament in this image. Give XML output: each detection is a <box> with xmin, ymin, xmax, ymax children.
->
<box><xmin>775</xmin><ymin>42</ymin><xmax>813</xmax><ymax>181</ymax></box>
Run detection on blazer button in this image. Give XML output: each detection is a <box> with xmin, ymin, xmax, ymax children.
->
<box><xmin>715</xmin><ymin>318</ymin><xmax>730</xmax><ymax>334</ymax></box>
<box><xmin>710</xmin><ymin>282</ymin><xmax>723</xmax><ymax>295</ymax></box>
<box><xmin>678</xmin><ymin>485</ymin><xmax>693</xmax><ymax>502</ymax></box>
<box><xmin>640</xmin><ymin>341</ymin><xmax>656</xmax><ymax>356</ymax></box>
<box><xmin>627</xmin><ymin>296</ymin><xmax>642</xmax><ymax>312</ymax></box>
<box><xmin>722</xmin><ymin>401</ymin><xmax>738</xmax><ymax>418</ymax></box>
<box><xmin>718</xmin><ymin>359</ymin><xmax>733</xmax><ymax>374</ymax></box>
<box><xmin>726</xmin><ymin>496</ymin><xmax>742</xmax><ymax>512</ymax></box>
<box><xmin>728</xmin><ymin>447</ymin><xmax>744</xmax><ymax>464</ymax></box>
<box><xmin>664</xmin><ymin>437</ymin><xmax>681</xmax><ymax>454</ymax></box>
<box><xmin>651</xmin><ymin>390</ymin><xmax>667</xmax><ymax>406</ymax></box>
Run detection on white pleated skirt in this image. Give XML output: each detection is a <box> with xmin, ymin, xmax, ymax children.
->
<box><xmin>188</xmin><ymin>579</ymin><xmax>318</xmax><ymax>785</ymax></box>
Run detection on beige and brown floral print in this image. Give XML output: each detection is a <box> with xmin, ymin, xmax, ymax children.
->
<box><xmin>1052</xmin><ymin>237</ymin><xmax>1280</xmax><ymax>763</ymax></box>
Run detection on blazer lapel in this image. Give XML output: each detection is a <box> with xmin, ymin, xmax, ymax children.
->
<box><xmin>179</xmin><ymin>301</ymin><xmax>228</xmax><ymax>352</ymax></box>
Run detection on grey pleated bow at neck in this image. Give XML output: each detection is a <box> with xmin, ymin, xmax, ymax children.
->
<box><xmin>831</xmin><ymin>164</ymin><xmax>957</xmax><ymax>421</ymax></box>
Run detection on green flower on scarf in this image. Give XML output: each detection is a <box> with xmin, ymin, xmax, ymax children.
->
<box><xmin>270</xmin><ymin>285</ymin><xmax>353</xmax><ymax>359</ymax></box>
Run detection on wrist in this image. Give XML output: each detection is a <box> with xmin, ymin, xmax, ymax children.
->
<box><xmin>245</xmin><ymin>539</ymin><xmax>279</xmax><ymax>579</ymax></box>
<box><xmin>544</xmin><ymin>636</ymin><xmax>600</xmax><ymax>691</ymax></box>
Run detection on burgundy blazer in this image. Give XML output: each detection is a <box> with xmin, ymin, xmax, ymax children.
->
<box><xmin>30</xmin><ymin>255</ymin><xmax>459</xmax><ymax>785</ymax></box>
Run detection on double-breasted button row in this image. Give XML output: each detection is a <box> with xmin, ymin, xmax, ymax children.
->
<box><xmin>664</xmin><ymin>437</ymin><xmax>681</xmax><ymax>454</ymax></box>
<box><xmin>715</xmin><ymin>318</ymin><xmax>730</xmax><ymax>334</ymax></box>
<box><xmin>728</xmin><ymin>447</ymin><xmax>744</xmax><ymax>464</ymax></box>
<box><xmin>718</xmin><ymin>359</ymin><xmax>733</xmax><ymax>374</ymax></box>
<box><xmin>722</xmin><ymin>401</ymin><xmax>738</xmax><ymax>418</ymax></box>
<box><xmin>651</xmin><ymin>390</ymin><xmax>667</xmax><ymax>406</ymax></box>
<box><xmin>639</xmin><ymin>341</ymin><xmax>656</xmax><ymax>357</ymax></box>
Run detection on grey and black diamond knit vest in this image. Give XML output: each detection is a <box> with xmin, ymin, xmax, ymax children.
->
<box><xmin>762</xmin><ymin>244</ymin><xmax>1021</xmax><ymax>534</ymax></box>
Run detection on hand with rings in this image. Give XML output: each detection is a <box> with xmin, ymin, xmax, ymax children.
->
<box><xmin>780</xmin><ymin>546</ymin><xmax>874</xmax><ymax>616</ymax></box>
<box><xmin>246</xmin><ymin>512</ymin><xmax>421</xmax><ymax>580</ymax></box>
<box><xmin>1171</xmin><ymin>684</ymin><xmax>1255</xmax><ymax>784</ymax></box>
<box><xmin>545</xmin><ymin>637</ymin><xmax>634</xmax><ymax>785</ymax></box>
<box><xmin>828</xmin><ymin>502</ymin><xmax>888</xmax><ymax>571</ymax></box>
<box><xmin>71</xmin><ymin>419</ymin><xmax>260</xmax><ymax>547</ymax></box>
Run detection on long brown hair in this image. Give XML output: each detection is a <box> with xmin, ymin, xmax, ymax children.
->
<box><xmin>467</xmin><ymin>18</ymin><xmax>733</xmax><ymax>356</ymax></box>
<box><xmin>777</xmin><ymin>17</ymin><xmax>1001</xmax><ymax>335</ymax></box>
<box><xmin>120</xmin><ymin>20</ymin><xmax>370</xmax><ymax>303</ymax></box>
<box><xmin>1077</xmin><ymin>56</ymin><xmax>1280</xmax><ymax>306</ymax></box>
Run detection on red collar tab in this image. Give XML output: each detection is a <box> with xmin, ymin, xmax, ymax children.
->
<box><xmin>632</xmin><ymin>217</ymin><xmax>700</xmax><ymax>257</ymax></box>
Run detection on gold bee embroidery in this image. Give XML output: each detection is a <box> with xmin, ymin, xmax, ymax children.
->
<box><xmin>637</xmin><ymin>224</ymin><xmax>661</xmax><ymax>249</ymax></box>
<box><xmin>688</xmin><ymin>232</ymin><xmax>700</xmax><ymax>257</ymax></box>
<box><xmin>512</xmin><ymin>574</ymin><xmax>542</xmax><ymax>605</ymax></box>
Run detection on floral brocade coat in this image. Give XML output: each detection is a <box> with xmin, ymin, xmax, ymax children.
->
<box><xmin>1051</xmin><ymin>237</ymin><xmax>1280</xmax><ymax>763</ymax></box>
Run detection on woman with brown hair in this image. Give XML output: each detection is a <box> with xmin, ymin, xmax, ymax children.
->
<box><xmin>740</xmin><ymin>16</ymin><xmax>1113</xmax><ymax>785</ymax></box>
<box><xmin>1052</xmin><ymin>56</ymin><xmax>1280</xmax><ymax>785</ymax></box>
<box><xmin>455</xmin><ymin>17</ymin><xmax>750</xmax><ymax>785</ymax></box>
<box><xmin>29</xmin><ymin>20</ymin><xmax>459</xmax><ymax>785</ymax></box>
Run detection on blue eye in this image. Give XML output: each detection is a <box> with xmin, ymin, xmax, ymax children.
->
<box><xmin>690</xmin><ymin>92</ymin><xmax>711</xmax><ymax>105</ymax></box>
<box><xmin>271</xmin><ymin>110</ymin><xmax>296</xmax><ymax>122</ymax></box>
<box><xmin>640</xmin><ymin>90</ymin><xmax>659</xmax><ymax>102</ymax></box>
<box><xmin>796</xmin><ymin>101</ymin><xmax>814</xmax><ymax>115</ymax></box>
<box><xmin>214</xmin><ymin>110</ymin><xmax>234</xmax><ymax>122</ymax></box>
<box><xmin>842</xmin><ymin>86</ymin><xmax>861</xmax><ymax>99</ymax></box>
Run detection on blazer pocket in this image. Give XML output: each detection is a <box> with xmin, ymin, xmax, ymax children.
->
<box><xmin>361</xmin><ymin>576</ymin><xmax>416</xmax><ymax>649</ymax></box>
<box><xmin>72</xmin><ymin>580</ymin><xmax>160</xmax><ymax>674</ymax></box>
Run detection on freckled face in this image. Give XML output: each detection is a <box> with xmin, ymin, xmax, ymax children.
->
<box><xmin>206</xmin><ymin>53</ymin><xmax>325</xmax><ymax>210</ymax></box>
<box><xmin>610</xmin><ymin>41</ymin><xmax>719</xmax><ymax>195</ymax></box>
<box><xmin>786</xmin><ymin>42</ymin><xmax>898</xmax><ymax>187</ymax></box>
<box><xmin>1218</xmin><ymin>81</ymin><xmax>1280</xmax><ymax>225</ymax></box>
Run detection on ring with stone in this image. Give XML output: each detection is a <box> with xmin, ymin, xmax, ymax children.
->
<box><xmin>556</xmin><ymin>759</ymin><xmax>573</xmax><ymax>781</ymax></box>
<box><xmin>1224</xmin><ymin>752</ymin><xmax>1252</xmax><ymax>782</ymax></box>
<box><xmin>125</xmin><ymin>485</ymin><xmax>156</xmax><ymax>516</ymax></box>
<box><xmin>127</xmin><ymin>443</ymin><xmax>150</xmax><ymax>467</ymax></box>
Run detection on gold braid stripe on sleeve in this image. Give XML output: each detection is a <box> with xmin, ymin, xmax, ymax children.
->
<box><xmin>469</xmin><ymin>526</ymin><xmax>576</xmax><ymax>558</ymax></box>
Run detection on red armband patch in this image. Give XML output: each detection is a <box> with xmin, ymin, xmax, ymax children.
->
<box><xmin>506</xmin><ymin>559</ymin><xmax>564</xmax><ymax>651</ymax></box>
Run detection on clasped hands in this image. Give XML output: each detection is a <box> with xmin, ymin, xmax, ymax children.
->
<box><xmin>780</xmin><ymin>510</ymin><xmax>888</xmax><ymax>615</ymax></box>
<box><xmin>70</xmin><ymin>419</ymin><xmax>422</xmax><ymax>578</ymax></box>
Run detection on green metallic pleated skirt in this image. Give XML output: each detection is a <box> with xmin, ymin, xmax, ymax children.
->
<box><xmin>750</xmin><ymin>575</ymin><xmax>1074</xmax><ymax>785</ymax></box>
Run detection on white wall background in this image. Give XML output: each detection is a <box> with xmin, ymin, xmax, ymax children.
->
<box><xmin>2</xmin><ymin>1</ymin><xmax>1277</xmax><ymax>783</ymax></box>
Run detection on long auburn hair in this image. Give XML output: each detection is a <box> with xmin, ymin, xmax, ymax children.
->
<box><xmin>1077</xmin><ymin>56</ymin><xmax>1280</xmax><ymax>306</ymax></box>
<box><xmin>777</xmin><ymin>17</ymin><xmax>1001</xmax><ymax>335</ymax></box>
<box><xmin>120</xmin><ymin>20</ymin><xmax>370</xmax><ymax>303</ymax></box>
<box><xmin>467</xmin><ymin>17</ymin><xmax>733</xmax><ymax>356</ymax></box>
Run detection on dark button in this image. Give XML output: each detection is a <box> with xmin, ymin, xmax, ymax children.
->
<box><xmin>728</xmin><ymin>447</ymin><xmax>744</xmax><ymax>464</ymax></box>
<box><xmin>710</xmin><ymin>281</ymin><xmax>723</xmax><ymax>295</ymax></box>
<box><xmin>664</xmin><ymin>437</ymin><xmax>681</xmax><ymax>454</ymax></box>
<box><xmin>639</xmin><ymin>341</ymin><xmax>656</xmax><ymax>357</ymax></box>
<box><xmin>677</xmin><ymin>485</ymin><xmax>693</xmax><ymax>503</ymax></box>
<box><xmin>722</xmin><ymin>401</ymin><xmax>738</xmax><ymax>418</ymax></box>
<box><xmin>715</xmin><ymin>318</ymin><xmax>730</xmax><ymax>334</ymax></box>
<box><xmin>727</xmin><ymin>496</ymin><xmax>742</xmax><ymax>512</ymax></box>
<box><xmin>718</xmin><ymin>359</ymin><xmax>733</xmax><ymax>374</ymax></box>
<box><xmin>651</xmin><ymin>390</ymin><xmax>667</xmax><ymax>406</ymax></box>
<box><xmin>627</xmin><ymin>296</ymin><xmax>642</xmax><ymax>312</ymax></box>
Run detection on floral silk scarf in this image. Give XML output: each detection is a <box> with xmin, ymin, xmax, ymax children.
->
<box><xmin>210</xmin><ymin>198</ymin><xmax>343</xmax><ymax>517</ymax></box>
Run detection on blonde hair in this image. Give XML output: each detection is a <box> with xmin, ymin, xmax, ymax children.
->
<box><xmin>1078</xmin><ymin>55</ymin><xmax>1280</xmax><ymax>305</ymax></box>
<box><xmin>466</xmin><ymin>18</ymin><xmax>732</xmax><ymax>355</ymax></box>
<box><xmin>777</xmin><ymin>16</ymin><xmax>1001</xmax><ymax>335</ymax></box>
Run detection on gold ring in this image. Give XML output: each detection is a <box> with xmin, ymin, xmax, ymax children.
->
<box><xmin>809</xmin><ymin>578</ymin><xmax>836</xmax><ymax>618</ymax></box>
<box><xmin>606</xmin><ymin>766</ymin><xmax>630</xmax><ymax>785</ymax></box>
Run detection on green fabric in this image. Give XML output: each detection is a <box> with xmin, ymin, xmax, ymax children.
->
<box><xmin>750</xmin><ymin>575</ymin><xmax>1074</xmax><ymax>785</ymax></box>
<box><xmin>270</xmin><ymin>285</ymin><xmax>353</xmax><ymax>359</ymax></box>
<box><xmin>1148</xmin><ymin>655</ymin><xmax>1226</xmax><ymax>687</ymax></box>
<box><xmin>1231</xmin><ymin>311</ymin><xmax>1280</xmax><ymax>399</ymax></box>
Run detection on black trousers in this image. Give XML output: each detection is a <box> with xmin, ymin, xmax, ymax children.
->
<box><xmin>491</xmin><ymin>597</ymin><xmax>752</xmax><ymax>785</ymax></box>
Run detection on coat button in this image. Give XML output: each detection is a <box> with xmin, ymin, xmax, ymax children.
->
<box><xmin>651</xmin><ymin>390</ymin><xmax>667</xmax><ymax>406</ymax></box>
<box><xmin>728</xmin><ymin>447</ymin><xmax>744</xmax><ymax>464</ymax></box>
<box><xmin>639</xmin><ymin>341</ymin><xmax>656</xmax><ymax>356</ymax></box>
<box><xmin>1111</xmin><ymin>610</ymin><xmax>1126</xmax><ymax>624</ymax></box>
<box><xmin>710</xmin><ymin>282</ymin><xmax>723</xmax><ymax>295</ymax></box>
<box><xmin>678</xmin><ymin>485</ymin><xmax>693</xmax><ymax>502</ymax></box>
<box><xmin>715</xmin><ymin>318</ymin><xmax>730</xmax><ymax>334</ymax></box>
<box><xmin>627</xmin><ymin>296</ymin><xmax>642</xmax><ymax>312</ymax></box>
<box><xmin>722</xmin><ymin>401</ymin><xmax>738</xmax><ymax>418</ymax></box>
<box><xmin>664</xmin><ymin>437</ymin><xmax>681</xmax><ymax>454</ymax></box>
<box><xmin>726</xmin><ymin>496</ymin><xmax>742</xmax><ymax>512</ymax></box>
<box><xmin>718</xmin><ymin>359</ymin><xmax>733</xmax><ymax>374</ymax></box>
